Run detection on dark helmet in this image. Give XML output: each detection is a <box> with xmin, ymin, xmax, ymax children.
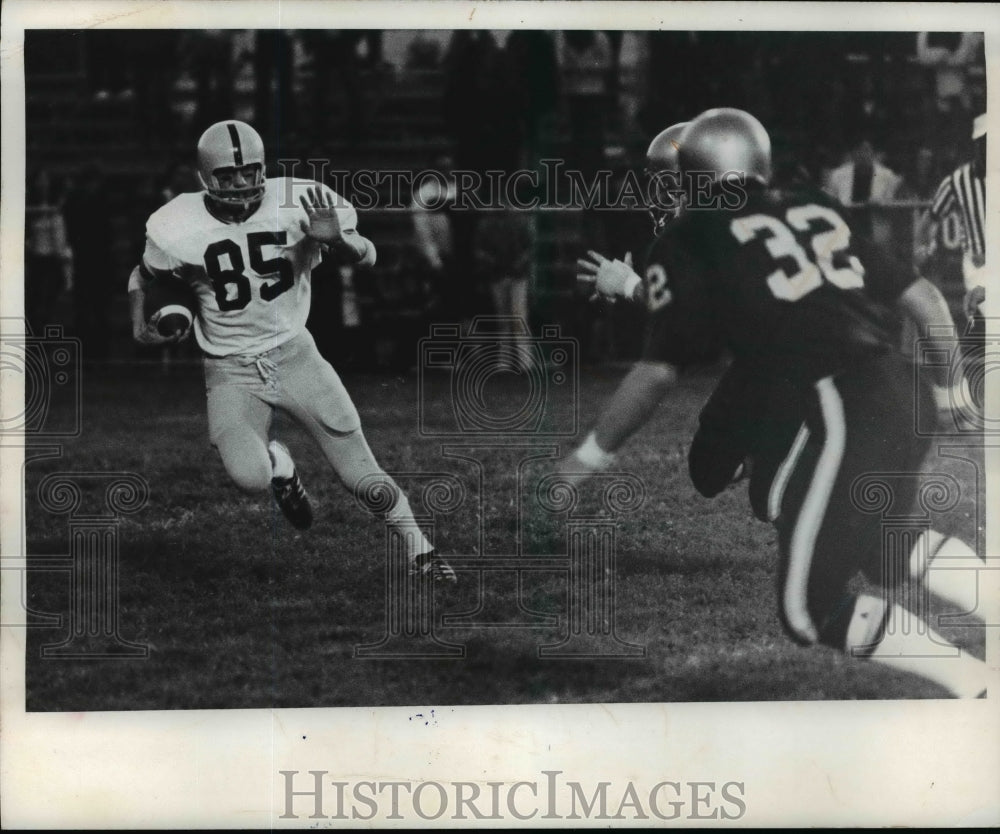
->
<box><xmin>678</xmin><ymin>108</ymin><xmax>772</xmax><ymax>186</ymax></box>
<box><xmin>644</xmin><ymin>121</ymin><xmax>689</xmax><ymax>233</ymax></box>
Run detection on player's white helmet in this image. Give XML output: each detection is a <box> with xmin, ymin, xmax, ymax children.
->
<box><xmin>678</xmin><ymin>108</ymin><xmax>772</xmax><ymax>186</ymax></box>
<box><xmin>644</xmin><ymin>121</ymin><xmax>689</xmax><ymax>233</ymax></box>
<box><xmin>196</xmin><ymin>120</ymin><xmax>266</xmax><ymax>217</ymax></box>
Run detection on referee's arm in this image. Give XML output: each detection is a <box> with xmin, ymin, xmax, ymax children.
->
<box><xmin>914</xmin><ymin>175</ymin><xmax>954</xmax><ymax>270</ymax></box>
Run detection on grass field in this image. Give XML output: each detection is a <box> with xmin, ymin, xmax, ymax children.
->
<box><xmin>23</xmin><ymin>351</ymin><xmax>985</xmax><ymax>710</ymax></box>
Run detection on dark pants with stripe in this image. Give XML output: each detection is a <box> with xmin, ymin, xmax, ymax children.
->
<box><xmin>763</xmin><ymin>354</ymin><xmax>934</xmax><ymax>647</ymax></box>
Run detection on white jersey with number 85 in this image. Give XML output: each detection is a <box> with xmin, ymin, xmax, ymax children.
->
<box><xmin>142</xmin><ymin>177</ymin><xmax>356</xmax><ymax>357</ymax></box>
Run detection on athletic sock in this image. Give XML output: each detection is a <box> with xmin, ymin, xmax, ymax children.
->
<box><xmin>385</xmin><ymin>492</ymin><xmax>434</xmax><ymax>559</ymax></box>
<box><xmin>910</xmin><ymin>531</ymin><xmax>986</xmax><ymax>622</ymax></box>
<box><xmin>268</xmin><ymin>441</ymin><xmax>295</xmax><ymax>480</ymax></box>
<box><xmin>846</xmin><ymin>594</ymin><xmax>986</xmax><ymax>698</ymax></box>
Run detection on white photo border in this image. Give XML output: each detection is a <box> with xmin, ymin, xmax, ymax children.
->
<box><xmin>1</xmin><ymin>1</ymin><xmax>998</xmax><ymax>827</ymax></box>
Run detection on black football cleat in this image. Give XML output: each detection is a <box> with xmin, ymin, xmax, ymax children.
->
<box><xmin>271</xmin><ymin>471</ymin><xmax>313</xmax><ymax>530</ymax></box>
<box><xmin>408</xmin><ymin>550</ymin><xmax>458</xmax><ymax>584</ymax></box>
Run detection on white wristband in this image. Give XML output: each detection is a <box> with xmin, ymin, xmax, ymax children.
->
<box><xmin>622</xmin><ymin>272</ymin><xmax>642</xmax><ymax>299</ymax></box>
<box><xmin>573</xmin><ymin>431</ymin><xmax>617</xmax><ymax>471</ymax></box>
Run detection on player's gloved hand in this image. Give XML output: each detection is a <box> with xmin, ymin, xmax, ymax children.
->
<box><xmin>576</xmin><ymin>250</ymin><xmax>642</xmax><ymax>303</ymax></box>
<box><xmin>133</xmin><ymin>311</ymin><xmax>188</xmax><ymax>346</ymax></box>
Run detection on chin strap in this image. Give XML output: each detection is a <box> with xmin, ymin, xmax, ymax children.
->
<box><xmin>204</xmin><ymin>194</ymin><xmax>263</xmax><ymax>223</ymax></box>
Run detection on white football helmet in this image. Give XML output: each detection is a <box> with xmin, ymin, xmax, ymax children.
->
<box><xmin>644</xmin><ymin>121</ymin><xmax>689</xmax><ymax>233</ymax></box>
<box><xmin>678</xmin><ymin>108</ymin><xmax>772</xmax><ymax>186</ymax></box>
<box><xmin>196</xmin><ymin>120</ymin><xmax>266</xmax><ymax>218</ymax></box>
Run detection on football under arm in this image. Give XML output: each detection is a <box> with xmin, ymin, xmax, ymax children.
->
<box><xmin>563</xmin><ymin>360</ymin><xmax>678</xmax><ymax>478</ymax></box>
<box><xmin>128</xmin><ymin>263</ymin><xmax>182</xmax><ymax>345</ymax></box>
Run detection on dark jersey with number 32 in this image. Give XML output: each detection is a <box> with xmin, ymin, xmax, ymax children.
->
<box><xmin>641</xmin><ymin>186</ymin><xmax>913</xmax><ymax>382</ymax></box>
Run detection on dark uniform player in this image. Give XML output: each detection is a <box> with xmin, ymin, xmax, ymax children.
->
<box><xmin>571</xmin><ymin>108</ymin><xmax>986</xmax><ymax>697</ymax></box>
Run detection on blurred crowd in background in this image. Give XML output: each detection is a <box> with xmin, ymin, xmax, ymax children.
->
<box><xmin>24</xmin><ymin>29</ymin><xmax>986</xmax><ymax>366</ymax></box>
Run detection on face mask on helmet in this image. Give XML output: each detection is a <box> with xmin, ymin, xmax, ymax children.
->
<box><xmin>196</xmin><ymin>120</ymin><xmax>267</xmax><ymax>220</ymax></box>
<box><xmin>644</xmin><ymin>121</ymin><xmax>689</xmax><ymax>234</ymax></box>
<box><xmin>202</xmin><ymin>163</ymin><xmax>266</xmax><ymax>218</ymax></box>
<box><xmin>644</xmin><ymin>167</ymin><xmax>686</xmax><ymax>233</ymax></box>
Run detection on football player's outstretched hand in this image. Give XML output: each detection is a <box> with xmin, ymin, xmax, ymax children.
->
<box><xmin>577</xmin><ymin>250</ymin><xmax>641</xmax><ymax>302</ymax></box>
<box><xmin>299</xmin><ymin>185</ymin><xmax>344</xmax><ymax>245</ymax></box>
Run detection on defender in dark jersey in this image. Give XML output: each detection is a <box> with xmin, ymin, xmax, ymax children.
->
<box><xmin>569</xmin><ymin>108</ymin><xmax>986</xmax><ymax>697</ymax></box>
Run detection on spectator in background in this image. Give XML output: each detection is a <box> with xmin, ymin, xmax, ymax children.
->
<box><xmin>84</xmin><ymin>29</ymin><xmax>132</xmax><ymax>102</ymax></box>
<box><xmin>254</xmin><ymin>30</ymin><xmax>295</xmax><ymax>136</ymax></box>
<box><xmin>899</xmin><ymin>147</ymin><xmax>940</xmax><ymax>201</ymax></box>
<box><xmin>302</xmin><ymin>31</ymin><xmax>386</xmax><ymax>148</ymax></box>
<box><xmin>917</xmin><ymin>32</ymin><xmax>985</xmax><ymax>158</ymax></box>
<box><xmin>824</xmin><ymin>139</ymin><xmax>903</xmax><ymax>205</ymax></box>
<box><xmin>604</xmin><ymin>31</ymin><xmax>624</xmax><ymax>109</ymax></box>
<box><xmin>557</xmin><ymin>30</ymin><xmax>613</xmax><ymax>177</ymax></box>
<box><xmin>842</xmin><ymin>73</ymin><xmax>891</xmax><ymax>153</ymax></box>
<box><xmin>25</xmin><ymin>168</ymin><xmax>72</xmax><ymax>335</ymax></box>
<box><xmin>129</xmin><ymin>31</ymin><xmax>178</xmax><ymax>143</ymax></box>
<box><xmin>406</xmin><ymin>33</ymin><xmax>442</xmax><ymax>69</ymax></box>
<box><xmin>410</xmin><ymin>153</ymin><xmax>469</xmax><ymax>325</ymax></box>
<box><xmin>917</xmin><ymin>32</ymin><xmax>984</xmax><ymax>115</ymax></box>
<box><xmin>824</xmin><ymin>138</ymin><xmax>903</xmax><ymax>243</ymax></box>
<box><xmin>505</xmin><ymin>30</ymin><xmax>559</xmax><ymax>170</ymax></box>
<box><xmin>180</xmin><ymin>30</ymin><xmax>234</xmax><ymax>129</ymax></box>
<box><xmin>639</xmin><ymin>32</ymin><xmax>702</xmax><ymax>137</ymax></box>
<box><xmin>158</xmin><ymin>161</ymin><xmax>199</xmax><ymax>205</ymax></box>
<box><xmin>443</xmin><ymin>30</ymin><xmax>520</xmax><ymax>176</ymax></box>
<box><xmin>130</xmin><ymin>175</ymin><xmax>162</xmax><ymax>268</ymax></box>
<box><xmin>63</xmin><ymin>165</ymin><xmax>114</xmax><ymax>360</ymax></box>
<box><xmin>473</xmin><ymin>204</ymin><xmax>536</xmax><ymax>369</ymax></box>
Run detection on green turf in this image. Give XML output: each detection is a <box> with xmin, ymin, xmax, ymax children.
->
<box><xmin>23</xmin><ymin>358</ymin><xmax>985</xmax><ymax>710</ymax></box>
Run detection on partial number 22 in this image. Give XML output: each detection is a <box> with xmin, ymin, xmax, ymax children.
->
<box><xmin>730</xmin><ymin>204</ymin><xmax>865</xmax><ymax>302</ymax></box>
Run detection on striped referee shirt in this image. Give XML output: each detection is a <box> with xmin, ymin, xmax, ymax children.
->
<box><xmin>930</xmin><ymin>162</ymin><xmax>986</xmax><ymax>263</ymax></box>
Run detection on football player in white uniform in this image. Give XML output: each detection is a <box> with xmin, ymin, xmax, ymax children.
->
<box><xmin>129</xmin><ymin>120</ymin><xmax>456</xmax><ymax>582</ymax></box>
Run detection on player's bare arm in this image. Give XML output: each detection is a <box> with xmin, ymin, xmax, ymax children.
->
<box><xmin>299</xmin><ymin>185</ymin><xmax>376</xmax><ymax>266</ymax></box>
<box><xmin>127</xmin><ymin>264</ymin><xmax>187</xmax><ymax>346</ymax></box>
<box><xmin>576</xmin><ymin>250</ymin><xmax>643</xmax><ymax>303</ymax></box>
